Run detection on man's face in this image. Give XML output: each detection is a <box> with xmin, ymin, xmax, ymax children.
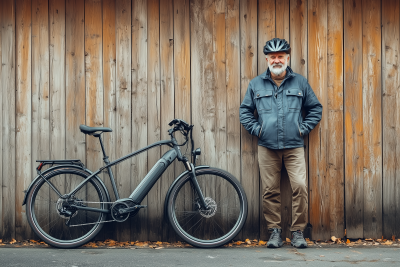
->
<box><xmin>267</xmin><ymin>52</ymin><xmax>290</xmax><ymax>76</ymax></box>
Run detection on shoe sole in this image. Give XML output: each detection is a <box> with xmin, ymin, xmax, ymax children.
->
<box><xmin>291</xmin><ymin>243</ymin><xmax>307</xmax><ymax>248</ymax></box>
<box><xmin>267</xmin><ymin>243</ymin><xmax>283</xmax><ymax>248</ymax></box>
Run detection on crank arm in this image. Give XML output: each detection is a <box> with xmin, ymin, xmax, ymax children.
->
<box><xmin>119</xmin><ymin>205</ymin><xmax>147</xmax><ymax>214</ymax></box>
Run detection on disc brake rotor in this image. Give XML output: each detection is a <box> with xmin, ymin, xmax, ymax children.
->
<box><xmin>198</xmin><ymin>197</ymin><xmax>217</xmax><ymax>218</ymax></box>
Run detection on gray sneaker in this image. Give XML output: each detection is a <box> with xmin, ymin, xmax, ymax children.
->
<box><xmin>291</xmin><ymin>230</ymin><xmax>307</xmax><ymax>248</ymax></box>
<box><xmin>267</xmin><ymin>228</ymin><xmax>283</xmax><ymax>248</ymax></box>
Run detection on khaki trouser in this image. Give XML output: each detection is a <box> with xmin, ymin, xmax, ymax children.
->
<box><xmin>258</xmin><ymin>145</ymin><xmax>307</xmax><ymax>231</ymax></box>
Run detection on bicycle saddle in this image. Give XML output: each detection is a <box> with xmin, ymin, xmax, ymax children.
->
<box><xmin>79</xmin><ymin>125</ymin><xmax>112</xmax><ymax>135</ymax></box>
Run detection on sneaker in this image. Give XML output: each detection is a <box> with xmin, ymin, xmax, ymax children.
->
<box><xmin>291</xmin><ymin>230</ymin><xmax>307</xmax><ymax>248</ymax></box>
<box><xmin>267</xmin><ymin>228</ymin><xmax>283</xmax><ymax>248</ymax></box>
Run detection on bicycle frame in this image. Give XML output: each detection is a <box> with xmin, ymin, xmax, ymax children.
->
<box><xmin>63</xmin><ymin>130</ymin><xmax>206</xmax><ymax>215</ymax></box>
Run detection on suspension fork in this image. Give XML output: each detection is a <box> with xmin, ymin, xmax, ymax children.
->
<box><xmin>188</xmin><ymin>163</ymin><xmax>209</xmax><ymax>210</ymax></box>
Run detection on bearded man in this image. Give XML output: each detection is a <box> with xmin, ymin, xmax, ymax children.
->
<box><xmin>239</xmin><ymin>38</ymin><xmax>322</xmax><ymax>248</ymax></box>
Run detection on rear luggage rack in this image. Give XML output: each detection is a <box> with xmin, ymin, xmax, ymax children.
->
<box><xmin>36</xmin><ymin>159</ymin><xmax>84</xmax><ymax>171</ymax></box>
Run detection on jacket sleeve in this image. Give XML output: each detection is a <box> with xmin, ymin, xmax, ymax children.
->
<box><xmin>239</xmin><ymin>82</ymin><xmax>262</xmax><ymax>137</ymax></box>
<box><xmin>300</xmin><ymin>79</ymin><xmax>323</xmax><ymax>136</ymax></box>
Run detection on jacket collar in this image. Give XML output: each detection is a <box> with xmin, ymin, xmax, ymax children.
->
<box><xmin>262</xmin><ymin>65</ymin><xmax>295</xmax><ymax>80</ymax></box>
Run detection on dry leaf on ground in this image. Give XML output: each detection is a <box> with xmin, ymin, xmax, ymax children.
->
<box><xmin>383</xmin><ymin>241</ymin><xmax>393</xmax><ymax>245</ymax></box>
<box><xmin>331</xmin><ymin>236</ymin><xmax>337</xmax><ymax>242</ymax></box>
<box><xmin>286</xmin><ymin>238</ymin><xmax>291</xmax><ymax>242</ymax></box>
<box><xmin>346</xmin><ymin>239</ymin><xmax>350</xmax><ymax>244</ymax></box>
<box><xmin>258</xmin><ymin>240</ymin><xmax>266</xmax><ymax>245</ymax></box>
<box><xmin>10</xmin><ymin>239</ymin><xmax>17</xmax><ymax>244</ymax></box>
<box><xmin>245</xmin><ymin>239</ymin><xmax>251</xmax><ymax>245</ymax></box>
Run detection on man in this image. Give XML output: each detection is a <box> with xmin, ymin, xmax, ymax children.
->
<box><xmin>239</xmin><ymin>38</ymin><xmax>322</xmax><ymax>248</ymax></box>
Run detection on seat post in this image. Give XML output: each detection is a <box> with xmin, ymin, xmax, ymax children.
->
<box><xmin>95</xmin><ymin>134</ymin><xmax>109</xmax><ymax>164</ymax></box>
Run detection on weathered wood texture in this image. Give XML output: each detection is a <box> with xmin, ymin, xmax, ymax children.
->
<box><xmin>1</xmin><ymin>0</ymin><xmax>398</xmax><ymax>241</ymax></box>
<box><xmin>15</xmin><ymin>0</ymin><xmax>32</xmax><ymax>241</ymax></box>
<box><xmin>344</xmin><ymin>0</ymin><xmax>364</xmax><ymax>239</ymax></box>
<box><xmin>308</xmin><ymin>0</ymin><xmax>329</xmax><ymax>241</ymax></box>
<box><xmin>382</xmin><ymin>0</ymin><xmax>400</xmax><ymax>239</ymax></box>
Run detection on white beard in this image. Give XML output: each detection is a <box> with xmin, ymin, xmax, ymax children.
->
<box><xmin>268</xmin><ymin>60</ymin><xmax>288</xmax><ymax>76</ymax></box>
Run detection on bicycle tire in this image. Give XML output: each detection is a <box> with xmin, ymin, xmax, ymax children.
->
<box><xmin>167</xmin><ymin>167</ymin><xmax>248</xmax><ymax>248</ymax></box>
<box><xmin>26</xmin><ymin>167</ymin><xmax>107</xmax><ymax>248</ymax></box>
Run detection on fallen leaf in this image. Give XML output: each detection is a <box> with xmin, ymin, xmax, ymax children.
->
<box><xmin>0</xmin><ymin>239</ymin><xmax>2</xmax><ymax>243</ymax></box>
<box><xmin>383</xmin><ymin>241</ymin><xmax>393</xmax><ymax>245</ymax></box>
<box><xmin>365</xmin><ymin>238</ymin><xmax>373</xmax><ymax>242</ymax></box>
<box><xmin>377</xmin><ymin>239</ymin><xmax>382</xmax><ymax>242</ymax></box>
<box><xmin>253</xmin><ymin>239</ymin><xmax>258</xmax><ymax>242</ymax></box>
<box><xmin>155</xmin><ymin>247</ymin><xmax>163</xmax><ymax>249</ymax></box>
<box><xmin>346</xmin><ymin>239</ymin><xmax>350</xmax><ymax>244</ymax></box>
<box><xmin>155</xmin><ymin>241</ymin><xmax>163</xmax><ymax>245</ymax></box>
<box><xmin>258</xmin><ymin>240</ymin><xmax>266</xmax><ymax>245</ymax></box>
<box><xmin>245</xmin><ymin>239</ymin><xmax>251</xmax><ymax>244</ymax></box>
<box><xmin>331</xmin><ymin>236</ymin><xmax>337</xmax><ymax>242</ymax></box>
<box><xmin>320</xmin><ymin>255</ymin><xmax>325</xmax><ymax>257</ymax></box>
<box><xmin>286</xmin><ymin>238</ymin><xmax>291</xmax><ymax>242</ymax></box>
<box><xmin>235</xmin><ymin>241</ymin><xmax>243</xmax><ymax>245</ymax></box>
<box><xmin>392</xmin><ymin>236</ymin><xmax>395</xmax><ymax>241</ymax></box>
<box><xmin>10</xmin><ymin>239</ymin><xmax>17</xmax><ymax>244</ymax></box>
<box><xmin>356</xmin><ymin>239</ymin><xmax>363</xmax><ymax>244</ymax></box>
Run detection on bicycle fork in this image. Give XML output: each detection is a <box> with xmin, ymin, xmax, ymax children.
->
<box><xmin>188</xmin><ymin>163</ymin><xmax>210</xmax><ymax>210</ymax></box>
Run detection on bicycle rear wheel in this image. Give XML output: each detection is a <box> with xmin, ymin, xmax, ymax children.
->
<box><xmin>26</xmin><ymin>167</ymin><xmax>107</xmax><ymax>248</ymax></box>
<box><xmin>167</xmin><ymin>167</ymin><xmax>248</xmax><ymax>248</ymax></box>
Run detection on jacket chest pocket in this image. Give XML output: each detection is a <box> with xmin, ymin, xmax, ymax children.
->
<box><xmin>285</xmin><ymin>89</ymin><xmax>303</xmax><ymax>112</ymax></box>
<box><xmin>254</xmin><ymin>90</ymin><xmax>273</xmax><ymax>113</ymax></box>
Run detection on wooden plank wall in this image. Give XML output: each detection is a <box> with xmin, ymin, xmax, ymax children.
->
<box><xmin>1</xmin><ymin>0</ymin><xmax>400</xmax><ymax>242</ymax></box>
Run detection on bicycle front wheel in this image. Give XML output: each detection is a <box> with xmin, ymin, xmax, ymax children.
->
<box><xmin>26</xmin><ymin>167</ymin><xmax>108</xmax><ymax>248</ymax></box>
<box><xmin>167</xmin><ymin>167</ymin><xmax>248</xmax><ymax>248</ymax></box>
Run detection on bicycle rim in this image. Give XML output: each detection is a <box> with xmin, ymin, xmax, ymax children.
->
<box><xmin>28</xmin><ymin>169</ymin><xmax>106</xmax><ymax>245</ymax></box>
<box><xmin>169</xmin><ymin>169</ymin><xmax>246</xmax><ymax>246</ymax></box>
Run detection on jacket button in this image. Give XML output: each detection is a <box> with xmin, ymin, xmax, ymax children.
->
<box><xmin>288</xmin><ymin>91</ymin><xmax>290</xmax><ymax>93</ymax></box>
<box><xmin>257</xmin><ymin>93</ymin><xmax>260</xmax><ymax>97</ymax></box>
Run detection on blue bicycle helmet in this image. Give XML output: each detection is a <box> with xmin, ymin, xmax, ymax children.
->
<box><xmin>263</xmin><ymin>38</ymin><xmax>291</xmax><ymax>55</ymax></box>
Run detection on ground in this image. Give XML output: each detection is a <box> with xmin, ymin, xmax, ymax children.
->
<box><xmin>0</xmin><ymin>238</ymin><xmax>399</xmax><ymax>266</ymax></box>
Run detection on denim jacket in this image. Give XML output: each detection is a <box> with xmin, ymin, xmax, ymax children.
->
<box><xmin>239</xmin><ymin>66</ymin><xmax>322</xmax><ymax>149</ymax></box>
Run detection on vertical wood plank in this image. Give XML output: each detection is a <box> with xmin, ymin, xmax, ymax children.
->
<box><xmin>31</xmin><ymin>0</ymin><xmax>50</xmax><ymax>240</ymax></box>
<box><xmin>160</xmin><ymin>0</ymin><xmax>174</xmax><ymax>241</ymax></box>
<box><xmin>190</xmin><ymin>0</ymin><xmax>217</xmax><ymax>241</ymax></box>
<box><xmin>131</xmin><ymin>0</ymin><xmax>148</xmax><ymax>242</ymax></box>
<box><xmin>49</xmin><ymin>0</ymin><xmax>66</xmax><ymax>235</ymax></box>
<box><xmin>66</xmin><ymin>0</ymin><xmax>85</xmax><ymax>239</ymax></box>
<box><xmin>226</xmin><ymin>0</ymin><xmax>241</xmax><ymax>240</ymax></box>
<box><xmin>308</xmin><ymin>0</ymin><xmax>329</xmax><ymax>241</ymax></box>
<box><xmin>382</xmin><ymin>0</ymin><xmax>400</xmax><ymax>239</ymax></box>
<box><xmin>172</xmin><ymin>0</ymin><xmax>191</xmax><ymax>242</ymax></box>
<box><xmin>115</xmin><ymin>0</ymin><xmax>131</xmax><ymax>241</ymax></box>
<box><xmin>239</xmin><ymin>0</ymin><xmax>259</xmax><ymax>239</ymax></box>
<box><xmin>289</xmin><ymin>0</ymin><xmax>308</xmax><ymax>239</ymax></box>
<box><xmin>344</xmin><ymin>0</ymin><xmax>364</xmax><ymax>238</ymax></box>
<box><xmin>15</xmin><ymin>0</ymin><xmax>32</xmax><ymax>241</ymax></box>
<box><xmin>257</xmin><ymin>0</ymin><xmax>275</xmax><ymax>241</ymax></box>
<box><xmin>0</xmin><ymin>0</ymin><xmax>3</xmax><ymax>238</ymax></box>
<box><xmin>147</xmin><ymin>0</ymin><xmax>161</xmax><ymax>241</ymax></box>
<box><xmin>102</xmin><ymin>0</ymin><xmax>117</xmax><ymax>239</ymax></box>
<box><xmin>327</xmin><ymin>0</ymin><xmax>344</xmax><ymax>238</ymax></box>
<box><xmin>362</xmin><ymin>0</ymin><xmax>382</xmax><ymax>239</ymax></box>
<box><xmin>1</xmin><ymin>0</ymin><xmax>16</xmax><ymax>241</ymax></box>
